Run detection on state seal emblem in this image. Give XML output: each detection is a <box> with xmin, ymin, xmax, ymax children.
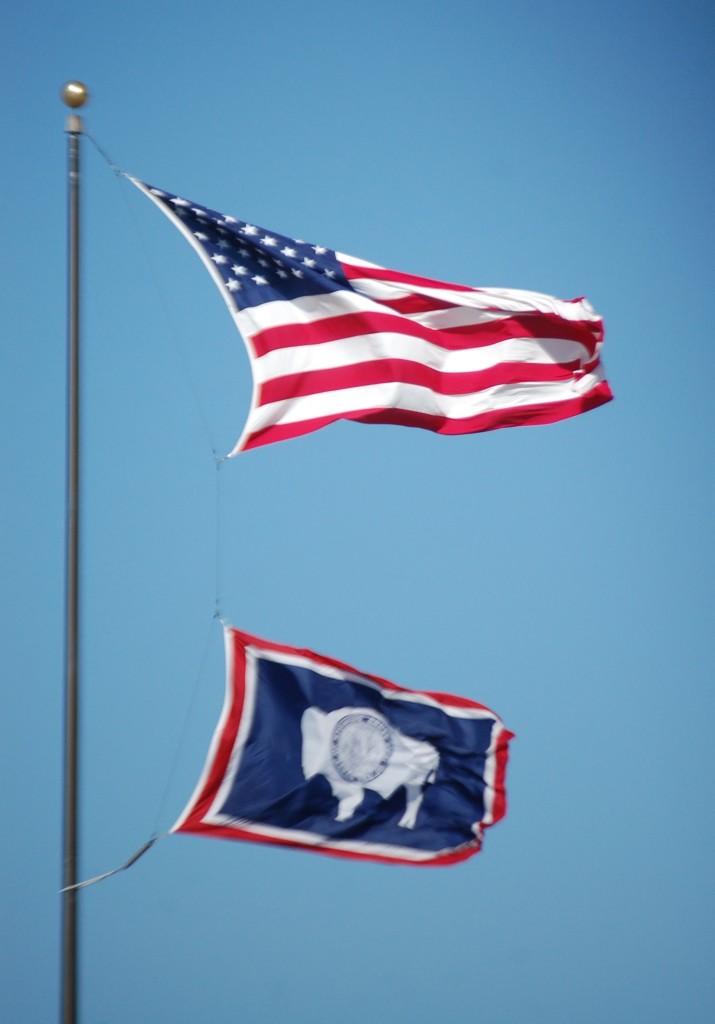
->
<box><xmin>330</xmin><ymin>712</ymin><xmax>393</xmax><ymax>784</ymax></box>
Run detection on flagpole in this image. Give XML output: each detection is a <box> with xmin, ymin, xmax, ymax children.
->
<box><xmin>61</xmin><ymin>79</ymin><xmax>88</xmax><ymax>1024</ymax></box>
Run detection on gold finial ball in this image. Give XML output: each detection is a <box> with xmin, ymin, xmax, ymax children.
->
<box><xmin>61</xmin><ymin>81</ymin><xmax>89</xmax><ymax>109</ymax></box>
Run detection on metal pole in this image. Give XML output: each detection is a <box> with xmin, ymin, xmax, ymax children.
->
<box><xmin>61</xmin><ymin>80</ymin><xmax>89</xmax><ymax>1024</ymax></box>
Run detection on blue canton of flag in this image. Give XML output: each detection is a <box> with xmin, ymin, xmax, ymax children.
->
<box><xmin>144</xmin><ymin>185</ymin><xmax>347</xmax><ymax>308</ymax></box>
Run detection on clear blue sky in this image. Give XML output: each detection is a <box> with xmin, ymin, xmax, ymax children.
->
<box><xmin>3</xmin><ymin>2</ymin><xmax>714</xmax><ymax>1021</ymax></box>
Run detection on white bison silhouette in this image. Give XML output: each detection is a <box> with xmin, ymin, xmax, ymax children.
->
<box><xmin>301</xmin><ymin>706</ymin><xmax>439</xmax><ymax>829</ymax></box>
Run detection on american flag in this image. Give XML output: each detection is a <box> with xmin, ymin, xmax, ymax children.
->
<box><xmin>133</xmin><ymin>179</ymin><xmax>612</xmax><ymax>454</ymax></box>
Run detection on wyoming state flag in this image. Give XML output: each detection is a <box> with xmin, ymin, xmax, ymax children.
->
<box><xmin>172</xmin><ymin>626</ymin><xmax>513</xmax><ymax>866</ymax></box>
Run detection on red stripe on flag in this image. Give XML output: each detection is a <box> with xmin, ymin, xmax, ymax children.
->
<box><xmin>177</xmin><ymin>630</ymin><xmax>248</xmax><ymax>830</ymax></box>
<box><xmin>242</xmin><ymin>410</ymin><xmax>369</xmax><ymax>450</ymax></box>
<box><xmin>355</xmin><ymin>381</ymin><xmax>614</xmax><ymax>433</ymax></box>
<box><xmin>379</xmin><ymin>293</ymin><xmax>456</xmax><ymax>315</ymax></box>
<box><xmin>341</xmin><ymin>259</ymin><xmax>477</xmax><ymax>293</ymax></box>
<box><xmin>490</xmin><ymin>728</ymin><xmax>515</xmax><ymax>825</ymax></box>
<box><xmin>251</xmin><ymin>309</ymin><xmax>602</xmax><ymax>358</ymax></box>
<box><xmin>258</xmin><ymin>358</ymin><xmax>583</xmax><ymax>406</ymax></box>
<box><xmin>176</xmin><ymin>816</ymin><xmax>483</xmax><ymax>865</ymax></box>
